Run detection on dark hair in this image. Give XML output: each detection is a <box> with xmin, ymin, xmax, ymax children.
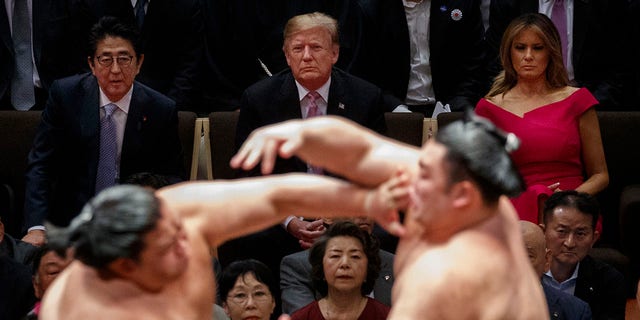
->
<box><xmin>543</xmin><ymin>190</ymin><xmax>600</xmax><ymax>229</ymax></box>
<box><xmin>487</xmin><ymin>13</ymin><xmax>570</xmax><ymax>97</ymax></box>
<box><xmin>88</xmin><ymin>16</ymin><xmax>141</xmax><ymax>58</ymax></box>
<box><xmin>219</xmin><ymin>259</ymin><xmax>277</xmax><ymax>302</ymax></box>
<box><xmin>435</xmin><ymin>112</ymin><xmax>524</xmax><ymax>204</ymax></box>
<box><xmin>123</xmin><ymin>172</ymin><xmax>170</xmax><ymax>190</ymax></box>
<box><xmin>309</xmin><ymin>221</ymin><xmax>380</xmax><ymax>297</ymax></box>
<box><xmin>31</xmin><ymin>243</ymin><xmax>67</xmax><ymax>276</ymax></box>
<box><xmin>48</xmin><ymin>185</ymin><xmax>160</xmax><ymax>269</ymax></box>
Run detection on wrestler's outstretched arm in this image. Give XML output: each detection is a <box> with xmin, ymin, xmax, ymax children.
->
<box><xmin>231</xmin><ymin>116</ymin><xmax>420</xmax><ymax>187</ymax></box>
<box><xmin>157</xmin><ymin>173</ymin><xmax>407</xmax><ymax>248</ymax></box>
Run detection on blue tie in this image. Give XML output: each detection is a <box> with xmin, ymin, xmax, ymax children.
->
<box><xmin>11</xmin><ymin>0</ymin><xmax>36</xmax><ymax>110</ymax></box>
<box><xmin>95</xmin><ymin>103</ymin><xmax>118</xmax><ymax>193</ymax></box>
<box><xmin>135</xmin><ymin>0</ymin><xmax>147</xmax><ymax>29</ymax></box>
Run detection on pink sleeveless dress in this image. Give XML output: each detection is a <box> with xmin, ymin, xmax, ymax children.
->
<box><xmin>476</xmin><ymin>88</ymin><xmax>598</xmax><ymax>223</ymax></box>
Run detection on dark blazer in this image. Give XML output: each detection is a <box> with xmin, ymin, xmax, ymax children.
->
<box><xmin>486</xmin><ymin>0</ymin><xmax>628</xmax><ymax>108</ymax></box>
<box><xmin>0</xmin><ymin>0</ymin><xmax>94</xmax><ymax>109</ymax></box>
<box><xmin>24</xmin><ymin>73</ymin><xmax>183</xmax><ymax>229</ymax></box>
<box><xmin>280</xmin><ymin>248</ymin><xmax>394</xmax><ymax>314</ymax></box>
<box><xmin>542</xmin><ymin>282</ymin><xmax>592</xmax><ymax>320</ymax></box>
<box><xmin>90</xmin><ymin>0</ymin><xmax>204</xmax><ymax>108</ymax></box>
<box><xmin>236</xmin><ymin>67</ymin><xmax>387</xmax><ymax>176</ymax></box>
<box><xmin>574</xmin><ymin>255</ymin><xmax>626</xmax><ymax>320</ymax></box>
<box><xmin>0</xmin><ymin>255</ymin><xmax>36</xmax><ymax>320</ymax></box>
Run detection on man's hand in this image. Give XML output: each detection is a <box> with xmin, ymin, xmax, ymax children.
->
<box><xmin>22</xmin><ymin>229</ymin><xmax>46</xmax><ymax>246</ymax></box>
<box><xmin>231</xmin><ymin>120</ymin><xmax>305</xmax><ymax>175</ymax></box>
<box><xmin>287</xmin><ymin>218</ymin><xmax>326</xmax><ymax>249</ymax></box>
<box><xmin>364</xmin><ymin>168</ymin><xmax>411</xmax><ymax>237</ymax></box>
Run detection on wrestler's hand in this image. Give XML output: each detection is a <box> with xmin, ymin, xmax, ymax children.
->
<box><xmin>231</xmin><ymin>120</ymin><xmax>305</xmax><ymax>175</ymax></box>
<box><xmin>364</xmin><ymin>168</ymin><xmax>411</xmax><ymax>237</ymax></box>
<box><xmin>287</xmin><ymin>218</ymin><xmax>326</xmax><ymax>249</ymax></box>
<box><xmin>22</xmin><ymin>229</ymin><xmax>46</xmax><ymax>247</ymax></box>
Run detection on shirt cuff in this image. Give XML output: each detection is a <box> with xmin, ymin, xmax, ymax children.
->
<box><xmin>28</xmin><ymin>225</ymin><xmax>46</xmax><ymax>232</ymax></box>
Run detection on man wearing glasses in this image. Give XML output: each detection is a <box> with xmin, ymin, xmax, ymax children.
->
<box><xmin>22</xmin><ymin>16</ymin><xmax>183</xmax><ymax>246</ymax></box>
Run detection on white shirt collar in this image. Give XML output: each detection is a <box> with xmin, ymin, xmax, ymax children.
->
<box><xmin>98</xmin><ymin>85</ymin><xmax>133</xmax><ymax>114</ymax></box>
<box><xmin>295</xmin><ymin>78</ymin><xmax>331</xmax><ymax>103</ymax></box>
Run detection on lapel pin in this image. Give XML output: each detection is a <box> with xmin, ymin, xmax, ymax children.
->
<box><xmin>451</xmin><ymin>9</ymin><xmax>463</xmax><ymax>21</ymax></box>
<box><xmin>384</xmin><ymin>275</ymin><xmax>390</xmax><ymax>281</ymax></box>
<box><xmin>338</xmin><ymin>102</ymin><xmax>345</xmax><ymax>110</ymax></box>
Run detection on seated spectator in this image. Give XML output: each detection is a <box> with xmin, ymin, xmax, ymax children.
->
<box><xmin>22</xmin><ymin>16</ymin><xmax>184</xmax><ymax>246</ymax></box>
<box><xmin>520</xmin><ymin>220</ymin><xmax>592</xmax><ymax>319</ymax></box>
<box><xmin>542</xmin><ymin>191</ymin><xmax>625</xmax><ymax>319</ymax></box>
<box><xmin>0</xmin><ymin>254</ymin><xmax>35</xmax><ymax>320</ymax></box>
<box><xmin>122</xmin><ymin>172</ymin><xmax>171</xmax><ymax>190</ymax></box>
<box><xmin>280</xmin><ymin>217</ymin><xmax>393</xmax><ymax>314</ymax></box>
<box><xmin>0</xmin><ymin>216</ymin><xmax>38</xmax><ymax>267</ymax></box>
<box><xmin>291</xmin><ymin>221</ymin><xmax>390</xmax><ymax>320</ymax></box>
<box><xmin>476</xmin><ymin>13</ymin><xmax>608</xmax><ymax>225</ymax></box>
<box><xmin>219</xmin><ymin>259</ymin><xmax>278</xmax><ymax>320</ymax></box>
<box><xmin>24</xmin><ymin>245</ymin><xmax>73</xmax><ymax>320</ymax></box>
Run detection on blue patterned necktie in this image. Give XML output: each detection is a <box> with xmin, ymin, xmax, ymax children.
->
<box><xmin>135</xmin><ymin>0</ymin><xmax>147</xmax><ymax>29</ymax></box>
<box><xmin>550</xmin><ymin>0</ymin><xmax>568</xmax><ymax>68</ymax></box>
<box><xmin>305</xmin><ymin>91</ymin><xmax>323</xmax><ymax>174</ymax></box>
<box><xmin>95</xmin><ymin>103</ymin><xmax>118</xmax><ymax>193</ymax></box>
<box><xmin>11</xmin><ymin>0</ymin><xmax>36</xmax><ymax>110</ymax></box>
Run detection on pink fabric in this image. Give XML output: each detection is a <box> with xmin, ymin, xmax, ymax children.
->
<box><xmin>291</xmin><ymin>298</ymin><xmax>390</xmax><ymax>320</ymax></box>
<box><xmin>476</xmin><ymin>88</ymin><xmax>598</xmax><ymax>224</ymax></box>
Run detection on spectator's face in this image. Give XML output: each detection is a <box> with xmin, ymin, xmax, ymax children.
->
<box><xmin>223</xmin><ymin>273</ymin><xmax>275</xmax><ymax>320</ymax></box>
<box><xmin>33</xmin><ymin>251</ymin><xmax>73</xmax><ymax>299</ymax></box>
<box><xmin>510</xmin><ymin>28</ymin><xmax>549</xmax><ymax>82</ymax></box>
<box><xmin>88</xmin><ymin>36</ymin><xmax>143</xmax><ymax>102</ymax></box>
<box><xmin>544</xmin><ymin>206</ymin><xmax>598</xmax><ymax>269</ymax></box>
<box><xmin>284</xmin><ymin>27</ymin><xmax>338</xmax><ymax>91</ymax></box>
<box><xmin>322</xmin><ymin>235</ymin><xmax>368</xmax><ymax>294</ymax></box>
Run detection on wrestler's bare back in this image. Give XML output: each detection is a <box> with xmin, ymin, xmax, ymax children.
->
<box><xmin>390</xmin><ymin>198</ymin><xmax>549</xmax><ymax>320</ymax></box>
<box><xmin>40</xmin><ymin>220</ymin><xmax>215</xmax><ymax>320</ymax></box>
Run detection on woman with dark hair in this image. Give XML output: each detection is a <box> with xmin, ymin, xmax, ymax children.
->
<box><xmin>476</xmin><ymin>13</ymin><xmax>608</xmax><ymax>224</ymax></box>
<box><xmin>219</xmin><ymin>259</ymin><xmax>277</xmax><ymax>320</ymax></box>
<box><xmin>291</xmin><ymin>221</ymin><xmax>389</xmax><ymax>320</ymax></box>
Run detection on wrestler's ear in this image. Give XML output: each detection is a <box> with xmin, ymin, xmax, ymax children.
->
<box><xmin>450</xmin><ymin>181</ymin><xmax>475</xmax><ymax>209</ymax></box>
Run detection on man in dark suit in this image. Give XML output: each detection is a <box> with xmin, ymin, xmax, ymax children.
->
<box><xmin>229</xmin><ymin>13</ymin><xmax>387</xmax><ymax>319</ymax></box>
<box><xmin>485</xmin><ymin>0</ymin><xmax>628</xmax><ymax>109</ymax></box>
<box><xmin>542</xmin><ymin>191</ymin><xmax>626</xmax><ymax>320</ymax></box>
<box><xmin>89</xmin><ymin>0</ymin><xmax>203</xmax><ymax>109</ymax></box>
<box><xmin>22</xmin><ymin>17</ymin><xmax>183</xmax><ymax>246</ymax></box>
<box><xmin>280</xmin><ymin>217</ymin><xmax>394</xmax><ymax>314</ymax></box>
<box><xmin>521</xmin><ymin>220</ymin><xmax>592</xmax><ymax>320</ymax></box>
<box><xmin>0</xmin><ymin>0</ymin><xmax>95</xmax><ymax>110</ymax></box>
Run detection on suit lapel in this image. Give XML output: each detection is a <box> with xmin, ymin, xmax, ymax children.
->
<box><xmin>327</xmin><ymin>69</ymin><xmax>346</xmax><ymax>117</ymax></box>
<box><xmin>574</xmin><ymin>256</ymin><xmax>595</xmax><ymax>305</ymax></box>
<box><xmin>78</xmin><ymin>75</ymin><xmax>101</xmax><ymax>182</ymax></box>
<box><xmin>122</xmin><ymin>82</ymin><xmax>145</xmax><ymax>168</ymax></box>
<box><xmin>0</xmin><ymin>2</ymin><xmax>12</xmax><ymax>55</ymax></box>
<box><xmin>31</xmin><ymin>0</ymin><xmax>47</xmax><ymax>69</ymax></box>
<box><xmin>280</xmin><ymin>72</ymin><xmax>304</xmax><ymax>120</ymax></box>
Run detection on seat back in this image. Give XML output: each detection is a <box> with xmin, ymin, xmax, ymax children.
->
<box><xmin>208</xmin><ymin>111</ymin><xmax>239</xmax><ymax>180</ymax></box>
<box><xmin>0</xmin><ymin>111</ymin><xmax>42</xmax><ymax>235</ymax></box>
<box><xmin>435</xmin><ymin>112</ymin><xmax>464</xmax><ymax>131</ymax></box>
<box><xmin>383</xmin><ymin>112</ymin><xmax>424</xmax><ymax>147</ymax></box>
<box><xmin>177</xmin><ymin>111</ymin><xmax>197</xmax><ymax>179</ymax></box>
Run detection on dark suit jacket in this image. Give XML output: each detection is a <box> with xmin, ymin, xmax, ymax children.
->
<box><xmin>90</xmin><ymin>0</ymin><xmax>204</xmax><ymax>108</ymax></box>
<box><xmin>236</xmin><ymin>67</ymin><xmax>387</xmax><ymax>176</ymax></box>
<box><xmin>24</xmin><ymin>73</ymin><xmax>183</xmax><ymax>228</ymax></box>
<box><xmin>379</xmin><ymin>0</ymin><xmax>487</xmax><ymax>111</ymax></box>
<box><xmin>486</xmin><ymin>0</ymin><xmax>628</xmax><ymax>108</ymax></box>
<box><xmin>0</xmin><ymin>254</ymin><xmax>36</xmax><ymax>320</ymax></box>
<box><xmin>280</xmin><ymin>249</ymin><xmax>394</xmax><ymax>314</ymax></box>
<box><xmin>0</xmin><ymin>0</ymin><xmax>94</xmax><ymax>109</ymax></box>
<box><xmin>543</xmin><ymin>282</ymin><xmax>592</xmax><ymax>320</ymax></box>
<box><xmin>574</xmin><ymin>255</ymin><xmax>626</xmax><ymax>320</ymax></box>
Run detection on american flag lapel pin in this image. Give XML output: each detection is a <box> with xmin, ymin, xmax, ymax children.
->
<box><xmin>338</xmin><ymin>102</ymin><xmax>345</xmax><ymax>110</ymax></box>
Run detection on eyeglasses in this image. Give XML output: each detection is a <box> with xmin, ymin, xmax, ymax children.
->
<box><xmin>227</xmin><ymin>290</ymin><xmax>272</xmax><ymax>305</ymax></box>
<box><xmin>95</xmin><ymin>55</ymin><xmax>134</xmax><ymax>67</ymax></box>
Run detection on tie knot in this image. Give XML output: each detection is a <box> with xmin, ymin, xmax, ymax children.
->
<box><xmin>104</xmin><ymin>103</ymin><xmax>118</xmax><ymax>117</ymax></box>
<box><xmin>307</xmin><ymin>91</ymin><xmax>321</xmax><ymax>103</ymax></box>
<box><xmin>554</xmin><ymin>0</ymin><xmax>564</xmax><ymax>6</ymax></box>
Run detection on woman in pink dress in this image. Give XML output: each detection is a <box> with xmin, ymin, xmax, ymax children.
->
<box><xmin>476</xmin><ymin>13</ymin><xmax>608</xmax><ymax>224</ymax></box>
